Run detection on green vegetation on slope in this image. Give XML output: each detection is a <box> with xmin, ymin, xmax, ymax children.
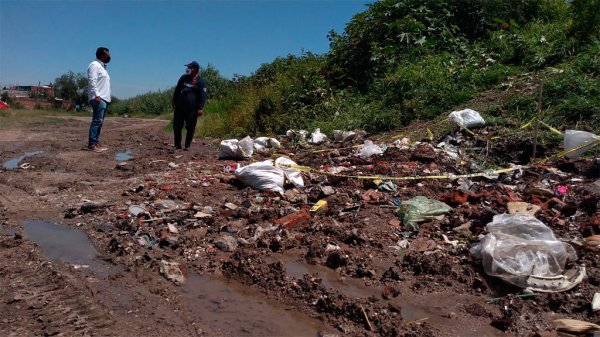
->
<box><xmin>110</xmin><ymin>0</ymin><xmax>600</xmax><ymax>139</ymax></box>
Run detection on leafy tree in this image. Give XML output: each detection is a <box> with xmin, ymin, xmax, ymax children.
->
<box><xmin>53</xmin><ymin>71</ymin><xmax>88</xmax><ymax>104</ymax></box>
<box><xmin>569</xmin><ymin>0</ymin><xmax>600</xmax><ymax>45</ymax></box>
<box><xmin>1</xmin><ymin>92</ymin><xmax>13</xmax><ymax>105</ymax></box>
<box><xmin>324</xmin><ymin>0</ymin><xmax>567</xmax><ymax>91</ymax></box>
<box><xmin>201</xmin><ymin>64</ymin><xmax>233</xmax><ymax>99</ymax></box>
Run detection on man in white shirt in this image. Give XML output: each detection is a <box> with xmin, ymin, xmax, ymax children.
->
<box><xmin>87</xmin><ymin>47</ymin><xmax>111</xmax><ymax>152</ymax></box>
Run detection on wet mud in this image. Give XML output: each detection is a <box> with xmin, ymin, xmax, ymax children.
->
<box><xmin>1</xmin><ymin>116</ymin><xmax>599</xmax><ymax>336</ymax></box>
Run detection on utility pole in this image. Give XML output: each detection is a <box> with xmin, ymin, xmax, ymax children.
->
<box><xmin>35</xmin><ymin>81</ymin><xmax>41</xmax><ymax>109</ymax></box>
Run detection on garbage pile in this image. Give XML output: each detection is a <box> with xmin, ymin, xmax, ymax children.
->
<box><xmin>66</xmin><ymin>113</ymin><xmax>600</xmax><ymax>336</ymax></box>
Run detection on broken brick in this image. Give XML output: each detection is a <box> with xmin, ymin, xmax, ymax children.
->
<box><xmin>274</xmin><ymin>209</ymin><xmax>311</xmax><ymax>230</ymax></box>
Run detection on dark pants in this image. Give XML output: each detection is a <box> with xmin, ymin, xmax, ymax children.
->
<box><xmin>173</xmin><ymin>108</ymin><xmax>198</xmax><ymax>149</ymax></box>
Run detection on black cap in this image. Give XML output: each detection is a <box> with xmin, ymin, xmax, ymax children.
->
<box><xmin>185</xmin><ymin>61</ymin><xmax>200</xmax><ymax>70</ymax></box>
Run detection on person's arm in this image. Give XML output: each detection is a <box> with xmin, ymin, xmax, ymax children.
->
<box><xmin>172</xmin><ymin>76</ymin><xmax>184</xmax><ymax>108</ymax></box>
<box><xmin>87</xmin><ymin>62</ymin><xmax>101</xmax><ymax>102</ymax></box>
<box><xmin>196</xmin><ymin>78</ymin><xmax>208</xmax><ymax>115</ymax></box>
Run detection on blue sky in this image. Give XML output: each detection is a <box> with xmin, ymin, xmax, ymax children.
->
<box><xmin>0</xmin><ymin>0</ymin><xmax>371</xmax><ymax>99</ymax></box>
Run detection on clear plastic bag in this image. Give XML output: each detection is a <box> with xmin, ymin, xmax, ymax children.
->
<box><xmin>358</xmin><ymin>140</ymin><xmax>383</xmax><ymax>159</ymax></box>
<box><xmin>309</xmin><ymin>128</ymin><xmax>327</xmax><ymax>145</ymax></box>
<box><xmin>563</xmin><ymin>130</ymin><xmax>599</xmax><ymax>158</ymax></box>
<box><xmin>471</xmin><ymin>213</ymin><xmax>577</xmax><ymax>288</ymax></box>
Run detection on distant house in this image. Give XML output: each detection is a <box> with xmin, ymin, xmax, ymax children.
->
<box><xmin>4</xmin><ymin>85</ymin><xmax>54</xmax><ymax>98</ymax></box>
<box><xmin>2</xmin><ymin>85</ymin><xmax>55</xmax><ymax>109</ymax></box>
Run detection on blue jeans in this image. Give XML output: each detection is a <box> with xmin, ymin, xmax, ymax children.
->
<box><xmin>88</xmin><ymin>99</ymin><xmax>108</xmax><ymax>145</ymax></box>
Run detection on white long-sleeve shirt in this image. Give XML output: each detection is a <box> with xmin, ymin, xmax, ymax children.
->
<box><xmin>87</xmin><ymin>59</ymin><xmax>111</xmax><ymax>102</ymax></box>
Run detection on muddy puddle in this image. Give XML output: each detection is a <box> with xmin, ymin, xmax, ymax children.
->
<box><xmin>285</xmin><ymin>261</ymin><xmax>374</xmax><ymax>298</ymax></box>
<box><xmin>182</xmin><ymin>274</ymin><xmax>325</xmax><ymax>337</ymax></box>
<box><xmin>22</xmin><ymin>220</ymin><xmax>116</xmax><ymax>276</ymax></box>
<box><xmin>115</xmin><ymin>149</ymin><xmax>134</xmax><ymax>161</ymax></box>
<box><xmin>3</xmin><ymin>150</ymin><xmax>43</xmax><ymax>169</ymax></box>
<box><xmin>283</xmin><ymin>260</ymin><xmax>505</xmax><ymax>337</ymax></box>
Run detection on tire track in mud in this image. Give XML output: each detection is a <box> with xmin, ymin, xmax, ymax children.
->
<box><xmin>0</xmin><ymin>118</ymin><xmax>204</xmax><ymax>337</ymax></box>
<box><xmin>0</xmin><ymin>235</ymin><xmax>116</xmax><ymax>337</ymax></box>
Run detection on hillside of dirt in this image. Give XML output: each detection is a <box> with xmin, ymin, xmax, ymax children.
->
<box><xmin>1</xmin><ymin>115</ymin><xmax>599</xmax><ymax>337</ymax></box>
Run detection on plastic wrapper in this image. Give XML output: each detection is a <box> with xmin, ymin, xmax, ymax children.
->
<box><xmin>309</xmin><ymin>128</ymin><xmax>327</xmax><ymax>145</ymax></box>
<box><xmin>358</xmin><ymin>140</ymin><xmax>383</xmax><ymax>159</ymax></box>
<box><xmin>471</xmin><ymin>213</ymin><xmax>578</xmax><ymax>288</ymax></box>
<box><xmin>395</xmin><ymin>196</ymin><xmax>452</xmax><ymax>231</ymax></box>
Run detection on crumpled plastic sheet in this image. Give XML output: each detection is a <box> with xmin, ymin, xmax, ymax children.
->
<box><xmin>471</xmin><ymin>213</ymin><xmax>579</xmax><ymax>290</ymax></box>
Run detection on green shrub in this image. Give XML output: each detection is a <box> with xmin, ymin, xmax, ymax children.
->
<box><xmin>569</xmin><ymin>0</ymin><xmax>600</xmax><ymax>45</ymax></box>
<box><xmin>488</xmin><ymin>21</ymin><xmax>573</xmax><ymax>69</ymax></box>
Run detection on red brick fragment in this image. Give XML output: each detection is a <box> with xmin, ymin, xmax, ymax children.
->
<box><xmin>274</xmin><ymin>210</ymin><xmax>311</xmax><ymax>230</ymax></box>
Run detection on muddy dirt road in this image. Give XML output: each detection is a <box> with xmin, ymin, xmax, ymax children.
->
<box><xmin>1</xmin><ymin>115</ymin><xmax>599</xmax><ymax>337</ymax></box>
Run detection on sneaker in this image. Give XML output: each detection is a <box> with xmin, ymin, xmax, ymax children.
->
<box><xmin>96</xmin><ymin>144</ymin><xmax>109</xmax><ymax>151</ymax></box>
<box><xmin>88</xmin><ymin>144</ymin><xmax>107</xmax><ymax>153</ymax></box>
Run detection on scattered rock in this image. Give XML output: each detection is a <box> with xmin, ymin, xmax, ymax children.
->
<box><xmin>80</xmin><ymin>202</ymin><xmax>104</xmax><ymax>214</ymax></box>
<box><xmin>159</xmin><ymin>260</ymin><xmax>186</xmax><ymax>285</ymax></box>
<box><xmin>507</xmin><ymin>201</ymin><xmax>541</xmax><ymax>216</ymax></box>
<box><xmin>224</xmin><ymin>202</ymin><xmax>238</xmax><ymax>210</ymax></box>
<box><xmin>320</xmin><ymin>185</ymin><xmax>335</xmax><ymax>196</ymax></box>
<box><xmin>214</xmin><ymin>235</ymin><xmax>238</xmax><ymax>252</ymax></box>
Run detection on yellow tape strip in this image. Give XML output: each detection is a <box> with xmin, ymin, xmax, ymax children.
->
<box><xmin>427</xmin><ymin>128</ymin><xmax>434</xmax><ymax>141</ymax></box>
<box><xmin>520</xmin><ymin>116</ymin><xmax>536</xmax><ymax>130</ymax></box>
<box><xmin>539</xmin><ymin>121</ymin><xmax>563</xmax><ymax>136</ymax></box>
<box><xmin>276</xmin><ymin>162</ymin><xmax>523</xmax><ymax>181</ymax></box>
<box><xmin>519</xmin><ymin>116</ymin><xmax>563</xmax><ymax>136</ymax></box>
<box><xmin>536</xmin><ymin>137</ymin><xmax>600</xmax><ymax>164</ymax></box>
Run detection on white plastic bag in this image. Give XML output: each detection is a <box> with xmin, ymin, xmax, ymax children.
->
<box><xmin>286</xmin><ymin>130</ymin><xmax>308</xmax><ymax>141</ymax></box>
<box><xmin>253</xmin><ymin>137</ymin><xmax>281</xmax><ymax>151</ymax></box>
<box><xmin>448</xmin><ymin>108</ymin><xmax>486</xmax><ymax>129</ymax></box>
<box><xmin>238</xmin><ymin>136</ymin><xmax>254</xmax><ymax>157</ymax></box>
<box><xmin>268</xmin><ymin>138</ymin><xmax>281</xmax><ymax>148</ymax></box>
<box><xmin>234</xmin><ymin>160</ymin><xmax>286</xmax><ymax>195</ymax></box>
<box><xmin>309</xmin><ymin>128</ymin><xmax>327</xmax><ymax>145</ymax></box>
<box><xmin>219</xmin><ymin>136</ymin><xmax>254</xmax><ymax>159</ymax></box>
<box><xmin>564</xmin><ymin>130</ymin><xmax>599</xmax><ymax>158</ymax></box>
<box><xmin>471</xmin><ymin>213</ymin><xmax>577</xmax><ymax>288</ymax></box>
<box><xmin>219</xmin><ymin>139</ymin><xmax>241</xmax><ymax>159</ymax></box>
<box><xmin>358</xmin><ymin>140</ymin><xmax>383</xmax><ymax>159</ymax></box>
<box><xmin>333</xmin><ymin>130</ymin><xmax>357</xmax><ymax>143</ymax></box>
<box><xmin>253</xmin><ymin>137</ymin><xmax>269</xmax><ymax>150</ymax></box>
<box><xmin>275</xmin><ymin>157</ymin><xmax>304</xmax><ymax>188</ymax></box>
<box><xmin>234</xmin><ymin>156</ymin><xmax>303</xmax><ymax>195</ymax></box>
